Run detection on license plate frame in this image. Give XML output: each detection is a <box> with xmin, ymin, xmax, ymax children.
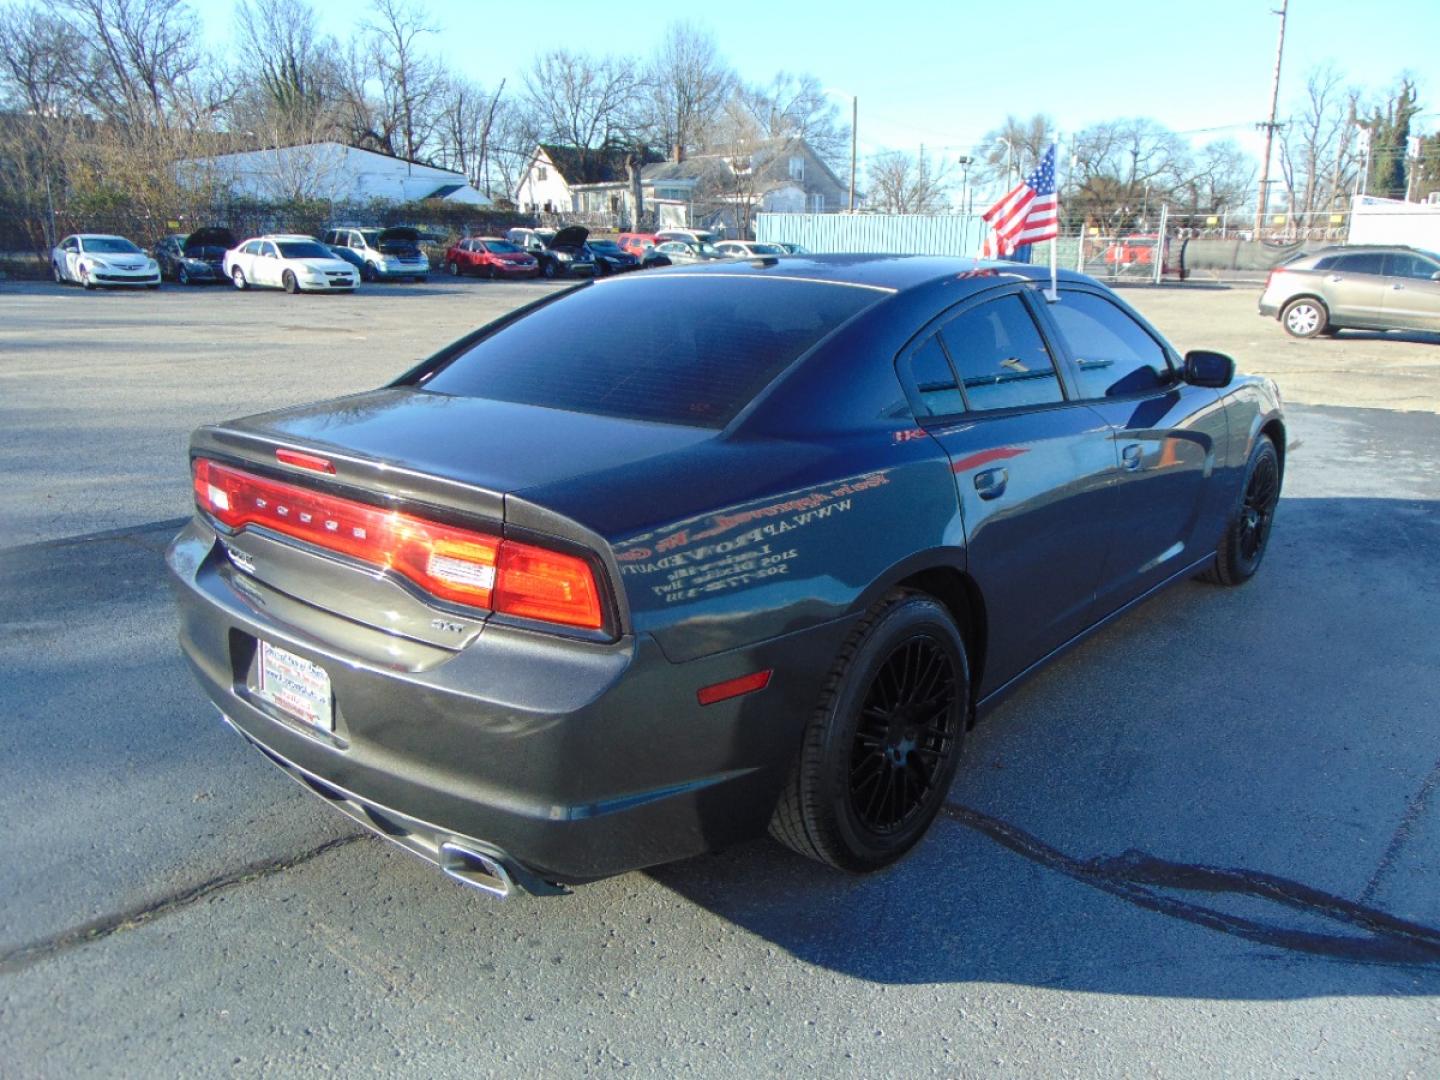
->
<box><xmin>255</xmin><ymin>640</ymin><xmax>334</xmax><ymax>732</ymax></box>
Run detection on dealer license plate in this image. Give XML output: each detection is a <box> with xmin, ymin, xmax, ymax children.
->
<box><xmin>256</xmin><ymin>640</ymin><xmax>333</xmax><ymax>732</ymax></box>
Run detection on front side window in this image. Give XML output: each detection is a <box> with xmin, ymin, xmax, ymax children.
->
<box><xmin>1048</xmin><ymin>291</ymin><xmax>1172</xmax><ymax>399</ymax></box>
<box><xmin>940</xmin><ymin>295</ymin><xmax>1065</xmax><ymax>411</ymax></box>
<box><xmin>1385</xmin><ymin>252</ymin><xmax>1440</xmax><ymax>280</ymax></box>
<box><xmin>243</xmin><ymin>240</ymin><xmax>262</xmax><ymax>255</ymax></box>
<box><xmin>62</xmin><ymin>237</ymin><xmax>79</xmax><ymax>251</ymax></box>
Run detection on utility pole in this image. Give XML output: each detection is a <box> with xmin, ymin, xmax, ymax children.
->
<box><xmin>1254</xmin><ymin>0</ymin><xmax>1289</xmax><ymax>238</ymax></box>
<box><xmin>849</xmin><ymin>96</ymin><xmax>858</xmax><ymax>212</ymax></box>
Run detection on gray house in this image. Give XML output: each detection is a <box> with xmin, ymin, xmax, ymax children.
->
<box><xmin>559</xmin><ymin>138</ymin><xmax>851</xmax><ymax>236</ymax></box>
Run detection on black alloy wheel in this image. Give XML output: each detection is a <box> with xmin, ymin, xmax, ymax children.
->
<box><xmin>770</xmin><ymin>591</ymin><xmax>969</xmax><ymax>872</ymax></box>
<box><xmin>848</xmin><ymin>635</ymin><xmax>960</xmax><ymax>834</ymax></box>
<box><xmin>1203</xmin><ymin>435</ymin><xmax>1281</xmax><ymax>585</ymax></box>
<box><xmin>178</xmin><ymin>265</ymin><xmax>190</xmax><ymax>285</ymax></box>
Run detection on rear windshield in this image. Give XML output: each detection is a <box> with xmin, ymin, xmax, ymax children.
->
<box><xmin>419</xmin><ymin>275</ymin><xmax>882</xmax><ymax>427</ymax></box>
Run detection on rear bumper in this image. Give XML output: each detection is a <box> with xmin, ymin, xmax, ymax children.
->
<box><xmin>167</xmin><ymin>519</ymin><xmax>850</xmax><ymax>887</ymax></box>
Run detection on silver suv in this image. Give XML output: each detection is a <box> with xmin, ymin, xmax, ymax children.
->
<box><xmin>1258</xmin><ymin>244</ymin><xmax>1440</xmax><ymax>337</ymax></box>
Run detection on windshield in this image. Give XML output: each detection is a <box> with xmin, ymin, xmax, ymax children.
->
<box><xmin>751</xmin><ymin>243</ymin><xmax>784</xmax><ymax>255</ymax></box>
<box><xmin>419</xmin><ymin>275</ymin><xmax>882</xmax><ymax>427</ymax></box>
<box><xmin>357</xmin><ymin>229</ymin><xmax>383</xmax><ymax>245</ymax></box>
<box><xmin>481</xmin><ymin>241</ymin><xmax>521</xmax><ymax>254</ymax></box>
<box><xmin>589</xmin><ymin>241</ymin><xmax>621</xmax><ymax>253</ymax></box>
<box><xmin>277</xmin><ymin>241</ymin><xmax>332</xmax><ymax>259</ymax></box>
<box><xmin>84</xmin><ymin>237</ymin><xmax>141</xmax><ymax>254</ymax></box>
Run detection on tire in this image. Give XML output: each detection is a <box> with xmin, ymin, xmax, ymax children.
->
<box><xmin>769</xmin><ymin>590</ymin><xmax>970</xmax><ymax>873</ymax></box>
<box><xmin>231</xmin><ymin>267</ymin><xmax>248</xmax><ymax>290</ymax></box>
<box><xmin>81</xmin><ymin>268</ymin><xmax>95</xmax><ymax>290</ymax></box>
<box><xmin>1281</xmin><ymin>297</ymin><xmax>1327</xmax><ymax>338</ymax></box>
<box><xmin>178</xmin><ymin>265</ymin><xmax>190</xmax><ymax>286</ymax></box>
<box><xmin>52</xmin><ymin>261</ymin><xmax>64</xmax><ymax>284</ymax></box>
<box><xmin>1201</xmin><ymin>435</ymin><xmax>1281</xmax><ymax>586</ymax></box>
<box><xmin>542</xmin><ymin>260</ymin><xmax>557</xmax><ymax>280</ymax></box>
<box><xmin>362</xmin><ymin>263</ymin><xmax>378</xmax><ymax>283</ymax></box>
<box><xmin>282</xmin><ymin>270</ymin><xmax>299</xmax><ymax>294</ymax></box>
<box><xmin>447</xmin><ymin>261</ymin><xmax>459</xmax><ymax>277</ymax></box>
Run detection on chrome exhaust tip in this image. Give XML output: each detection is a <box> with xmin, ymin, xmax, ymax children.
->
<box><xmin>439</xmin><ymin>841</ymin><xmax>513</xmax><ymax>898</ymax></box>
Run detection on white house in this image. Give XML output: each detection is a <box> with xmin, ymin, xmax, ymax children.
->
<box><xmin>177</xmin><ymin>142</ymin><xmax>492</xmax><ymax>205</ymax></box>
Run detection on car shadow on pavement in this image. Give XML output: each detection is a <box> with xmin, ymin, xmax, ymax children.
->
<box><xmin>650</xmin><ymin>491</ymin><xmax>1440</xmax><ymax>995</ymax></box>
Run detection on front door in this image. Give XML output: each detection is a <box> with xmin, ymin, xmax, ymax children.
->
<box><xmin>902</xmin><ymin>289</ymin><xmax>1118</xmax><ymax>696</ymax></box>
<box><xmin>1037</xmin><ymin>287</ymin><xmax>1228</xmax><ymax>610</ymax></box>
<box><xmin>1382</xmin><ymin>250</ymin><xmax>1440</xmax><ymax>331</ymax></box>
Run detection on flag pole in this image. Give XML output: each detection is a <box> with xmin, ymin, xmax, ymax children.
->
<box><xmin>1046</xmin><ymin>138</ymin><xmax>1060</xmax><ymax>301</ymax></box>
<box><xmin>1047</xmin><ymin>234</ymin><xmax>1058</xmax><ymax>302</ymax></box>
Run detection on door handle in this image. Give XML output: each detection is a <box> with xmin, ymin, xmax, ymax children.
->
<box><xmin>973</xmin><ymin>467</ymin><xmax>1008</xmax><ymax>500</ymax></box>
<box><xmin>1122</xmin><ymin>443</ymin><xmax>1143</xmax><ymax>471</ymax></box>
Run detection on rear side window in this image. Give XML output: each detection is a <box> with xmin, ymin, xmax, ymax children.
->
<box><xmin>420</xmin><ymin>276</ymin><xmax>882</xmax><ymax>427</ymax></box>
<box><xmin>1333</xmin><ymin>252</ymin><xmax>1385</xmax><ymax>275</ymax></box>
<box><xmin>940</xmin><ymin>295</ymin><xmax>1064</xmax><ymax>411</ymax></box>
<box><xmin>1048</xmin><ymin>291</ymin><xmax>1172</xmax><ymax>399</ymax></box>
<box><xmin>905</xmin><ymin>335</ymin><xmax>965</xmax><ymax>417</ymax></box>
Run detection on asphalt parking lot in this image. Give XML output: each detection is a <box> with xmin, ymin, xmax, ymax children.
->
<box><xmin>2</xmin><ymin>276</ymin><xmax>1440</xmax><ymax>1076</ymax></box>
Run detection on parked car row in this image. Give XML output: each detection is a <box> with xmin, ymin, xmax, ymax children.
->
<box><xmin>50</xmin><ymin>225</ymin><xmax>813</xmax><ymax>292</ymax></box>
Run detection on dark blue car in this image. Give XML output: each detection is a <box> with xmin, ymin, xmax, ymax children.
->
<box><xmin>168</xmin><ymin>256</ymin><xmax>1284</xmax><ymax>896</ymax></box>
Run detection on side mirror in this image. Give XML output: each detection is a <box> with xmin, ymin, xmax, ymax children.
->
<box><xmin>1431</xmin><ymin>271</ymin><xmax>1440</xmax><ymax>282</ymax></box>
<box><xmin>1183</xmin><ymin>349</ymin><xmax>1235</xmax><ymax>389</ymax></box>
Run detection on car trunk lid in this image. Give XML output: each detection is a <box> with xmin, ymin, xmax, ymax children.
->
<box><xmin>190</xmin><ymin>387</ymin><xmax>711</xmax><ymax>645</ymax></box>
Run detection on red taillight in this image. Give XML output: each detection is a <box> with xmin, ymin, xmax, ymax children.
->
<box><xmin>192</xmin><ymin>458</ymin><xmax>604</xmax><ymax>629</ymax></box>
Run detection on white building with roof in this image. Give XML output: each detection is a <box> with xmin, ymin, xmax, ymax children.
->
<box><xmin>177</xmin><ymin>142</ymin><xmax>492</xmax><ymax>205</ymax></box>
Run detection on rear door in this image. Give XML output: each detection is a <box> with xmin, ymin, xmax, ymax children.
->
<box><xmin>1382</xmin><ymin>251</ymin><xmax>1440</xmax><ymax>331</ymax></box>
<box><xmin>1036</xmin><ymin>286</ymin><xmax>1229</xmax><ymax>611</ymax></box>
<box><xmin>1321</xmin><ymin>251</ymin><xmax>1391</xmax><ymax>325</ymax></box>
<box><xmin>902</xmin><ymin>287</ymin><xmax>1119</xmax><ymax>694</ymax></box>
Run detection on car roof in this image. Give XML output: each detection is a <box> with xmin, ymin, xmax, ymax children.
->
<box><xmin>72</xmin><ymin>233</ymin><xmax>131</xmax><ymax>241</ymax></box>
<box><xmin>640</xmin><ymin>252</ymin><xmax>1084</xmax><ymax>293</ymax></box>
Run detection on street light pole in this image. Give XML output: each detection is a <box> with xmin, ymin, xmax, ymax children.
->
<box><xmin>1254</xmin><ymin>0</ymin><xmax>1289</xmax><ymax>238</ymax></box>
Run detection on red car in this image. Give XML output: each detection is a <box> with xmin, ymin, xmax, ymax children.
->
<box><xmin>443</xmin><ymin>237</ymin><xmax>539</xmax><ymax>279</ymax></box>
<box><xmin>617</xmin><ymin>232</ymin><xmax>659</xmax><ymax>258</ymax></box>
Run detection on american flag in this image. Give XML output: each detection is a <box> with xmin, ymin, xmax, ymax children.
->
<box><xmin>980</xmin><ymin>144</ymin><xmax>1058</xmax><ymax>259</ymax></box>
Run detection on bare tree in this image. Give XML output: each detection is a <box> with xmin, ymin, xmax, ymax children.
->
<box><xmin>234</xmin><ymin>0</ymin><xmax>339</xmax><ymax>138</ymax></box>
<box><xmin>361</xmin><ymin>0</ymin><xmax>446</xmax><ymax>160</ymax></box>
<box><xmin>725</xmin><ymin>72</ymin><xmax>849</xmax><ymax>171</ymax></box>
<box><xmin>645</xmin><ymin>21</ymin><xmax>733</xmax><ymax>162</ymax></box>
<box><xmin>978</xmin><ymin>114</ymin><xmax>1056</xmax><ymax>188</ymax></box>
<box><xmin>55</xmin><ymin>0</ymin><xmax>207</xmax><ymax>129</ymax></box>
<box><xmin>865</xmin><ymin>149</ymin><xmax>952</xmax><ymax>213</ymax></box>
<box><xmin>1278</xmin><ymin>64</ymin><xmax>1362</xmax><ymax>233</ymax></box>
<box><xmin>436</xmin><ymin>76</ymin><xmax>505</xmax><ymax>190</ymax></box>
<box><xmin>522</xmin><ymin>49</ymin><xmax>639</xmax><ymax>165</ymax></box>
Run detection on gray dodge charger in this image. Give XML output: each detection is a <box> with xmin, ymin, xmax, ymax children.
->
<box><xmin>168</xmin><ymin>255</ymin><xmax>1285</xmax><ymax>896</ymax></box>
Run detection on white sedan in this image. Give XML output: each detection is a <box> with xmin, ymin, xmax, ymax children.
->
<box><xmin>52</xmin><ymin>234</ymin><xmax>160</xmax><ymax>289</ymax></box>
<box><xmin>224</xmin><ymin>235</ymin><xmax>359</xmax><ymax>293</ymax></box>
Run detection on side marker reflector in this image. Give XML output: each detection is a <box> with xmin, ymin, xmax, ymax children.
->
<box><xmin>697</xmin><ymin>669</ymin><xmax>773</xmax><ymax>707</ymax></box>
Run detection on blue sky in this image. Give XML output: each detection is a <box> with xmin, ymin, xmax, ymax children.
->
<box><xmin>193</xmin><ymin>0</ymin><xmax>1440</xmax><ymax>162</ymax></box>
